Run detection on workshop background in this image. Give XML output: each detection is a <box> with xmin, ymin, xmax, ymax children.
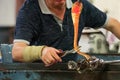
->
<box><xmin>0</xmin><ymin>0</ymin><xmax>120</xmax><ymax>60</ymax></box>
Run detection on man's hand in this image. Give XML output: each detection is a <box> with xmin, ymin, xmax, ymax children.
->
<box><xmin>41</xmin><ymin>47</ymin><xmax>62</xmax><ymax>66</ymax></box>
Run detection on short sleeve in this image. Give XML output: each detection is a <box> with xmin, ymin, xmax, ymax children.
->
<box><xmin>14</xmin><ymin>0</ymin><xmax>39</xmax><ymax>43</ymax></box>
<box><xmin>83</xmin><ymin>0</ymin><xmax>107</xmax><ymax>28</ymax></box>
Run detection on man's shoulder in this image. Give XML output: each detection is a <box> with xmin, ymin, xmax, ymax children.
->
<box><xmin>21</xmin><ymin>0</ymin><xmax>39</xmax><ymax>11</ymax></box>
<box><xmin>18</xmin><ymin>0</ymin><xmax>40</xmax><ymax>19</ymax></box>
<box><xmin>24</xmin><ymin>0</ymin><xmax>38</xmax><ymax>6</ymax></box>
<box><xmin>23</xmin><ymin>0</ymin><xmax>38</xmax><ymax>7</ymax></box>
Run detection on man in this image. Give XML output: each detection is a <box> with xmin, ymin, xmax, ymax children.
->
<box><xmin>12</xmin><ymin>0</ymin><xmax>120</xmax><ymax>66</ymax></box>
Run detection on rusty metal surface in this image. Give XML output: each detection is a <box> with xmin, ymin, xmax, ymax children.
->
<box><xmin>0</xmin><ymin>63</ymin><xmax>68</xmax><ymax>72</ymax></box>
<box><xmin>0</xmin><ymin>63</ymin><xmax>120</xmax><ymax>71</ymax></box>
<box><xmin>0</xmin><ymin>63</ymin><xmax>120</xmax><ymax>80</ymax></box>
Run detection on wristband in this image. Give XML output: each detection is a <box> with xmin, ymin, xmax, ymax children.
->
<box><xmin>23</xmin><ymin>46</ymin><xmax>45</xmax><ymax>62</ymax></box>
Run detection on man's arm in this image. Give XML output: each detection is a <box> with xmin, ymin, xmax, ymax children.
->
<box><xmin>12</xmin><ymin>42</ymin><xmax>62</xmax><ymax>66</ymax></box>
<box><xmin>12</xmin><ymin>42</ymin><xmax>27</xmax><ymax>62</ymax></box>
<box><xmin>104</xmin><ymin>17</ymin><xmax>120</xmax><ymax>39</ymax></box>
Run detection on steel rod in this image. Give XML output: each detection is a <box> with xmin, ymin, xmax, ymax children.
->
<box><xmin>103</xmin><ymin>60</ymin><xmax>120</xmax><ymax>64</ymax></box>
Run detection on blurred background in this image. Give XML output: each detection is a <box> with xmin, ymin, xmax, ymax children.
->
<box><xmin>0</xmin><ymin>0</ymin><xmax>25</xmax><ymax>44</ymax></box>
<box><xmin>0</xmin><ymin>0</ymin><xmax>120</xmax><ymax>54</ymax></box>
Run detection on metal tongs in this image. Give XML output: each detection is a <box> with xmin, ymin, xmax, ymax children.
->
<box><xmin>60</xmin><ymin>46</ymin><xmax>81</xmax><ymax>57</ymax></box>
<box><xmin>68</xmin><ymin>56</ymin><xmax>120</xmax><ymax>73</ymax></box>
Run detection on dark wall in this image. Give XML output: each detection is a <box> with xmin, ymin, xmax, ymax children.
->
<box><xmin>0</xmin><ymin>27</ymin><xmax>14</xmax><ymax>44</ymax></box>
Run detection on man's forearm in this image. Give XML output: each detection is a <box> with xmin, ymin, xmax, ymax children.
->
<box><xmin>104</xmin><ymin>17</ymin><xmax>120</xmax><ymax>39</ymax></box>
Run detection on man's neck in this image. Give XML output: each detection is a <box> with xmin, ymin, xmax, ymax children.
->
<box><xmin>45</xmin><ymin>0</ymin><xmax>66</xmax><ymax>20</ymax></box>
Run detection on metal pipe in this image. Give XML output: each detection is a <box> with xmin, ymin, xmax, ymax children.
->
<box><xmin>103</xmin><ymin>60</ymin><xmax>120</xmax><ymax>64</ymax></box>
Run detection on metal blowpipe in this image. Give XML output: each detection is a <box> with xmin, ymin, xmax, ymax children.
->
<box><xmin>103</xmin><ymin>60</ymin><xmax>120</xmax><ymax>64</ymax></box>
